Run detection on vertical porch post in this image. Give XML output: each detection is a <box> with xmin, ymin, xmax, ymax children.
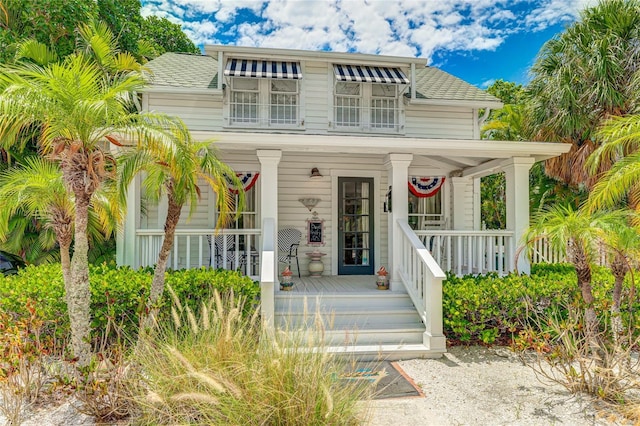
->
<box><xmin>503</xmin><ymin>157</ymin><xmax>535</xmax><ymax>274</ymax></box>
<box><xmin>384</xmin><ymin>153</ymin><xmax>413</xmax><ymax>290</ymax></box>
<box><xmin>118</xmin><ymin>176</ymin><xmax>140</xmax><ymax>268</ymax></box>
<box><xmin>257</xmin><ymin>150</ymin><xmax>282</xmax><ymax>327</ymax></box>
<box><xmin>450</xmin><ymin>176</ymin><xmax>472</xmax><ymax>230</ymax></box>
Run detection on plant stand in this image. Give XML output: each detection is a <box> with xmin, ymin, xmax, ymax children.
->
<box><xmin>306</xmin><ymin>250</ymin><xmax>326</xmax><ymax>277</ymax></box>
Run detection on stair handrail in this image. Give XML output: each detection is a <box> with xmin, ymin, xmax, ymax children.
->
<box><xmin>260</xmin><ymin>217</ymin><xmax>276</xmax><ymax>329</ymax></box>
<box><xmin>397</xmin><ymin>219</ymin><xmax>446</xmax><ymax>351</ymax></box>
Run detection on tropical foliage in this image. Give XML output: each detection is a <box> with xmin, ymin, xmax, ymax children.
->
<box><xmin>0</xmin><ymin>22</ymin><xmax>197</xmax><ymax>365</ymax></box>
<box><xmin>527</xmin><ymin>0</ymin><xmax>640</xmax><ymax>189</ymax></box>
<box><xmin>0</xmin><ymin>157</ymin><xmax>119</xmax><ymax>277</ymax></box>
<box><xmin>0</xmin><ymin>0</ymin><xmax>199</xmax><ymax>64</ymax></box>
<box><xmin>588</xmin><ymin>114</ymin><xmax>640</xmax><ymax>210</ymax></box>
<box><xmin>118</xmin><ymin>120</ymin><xmax>243</xmax><ymax>331</ymax></box>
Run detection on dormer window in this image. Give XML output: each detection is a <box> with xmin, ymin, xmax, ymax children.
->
<box><xmin>332</xmin><ymin>64</ymin><xmax>408</xmax><ymax>133</ymax></box>
<box><xmin>224</xmin><ymin>59</ymin><xmax>302</xmax><ymax>128</ymax></box>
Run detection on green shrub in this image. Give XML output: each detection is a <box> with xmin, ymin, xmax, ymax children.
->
<box><xmin>0</xmin><ymin>264</ymin><xmax>259</xmax><ymax>347</ymax></box>
<box><xmin>441</xmin><ymin>263</ymin><xmax>637</xmax><ymax>344</ymax></box>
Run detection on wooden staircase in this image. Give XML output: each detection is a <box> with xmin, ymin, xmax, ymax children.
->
<box><xmin>275</xmin><ymin>287</ymin><xmax>445</xmax><ymax>360</ymax></box>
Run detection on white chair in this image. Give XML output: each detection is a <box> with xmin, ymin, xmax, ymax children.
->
<box><xmin>278</xmin><ymin>228</ymin><xmax>302</xmax><ymax>278</ymax></box>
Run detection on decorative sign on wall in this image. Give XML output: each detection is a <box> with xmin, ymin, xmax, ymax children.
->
<box><xmin>307</xmin><ymin>218</ymin><xmax>324</xmax><ymax>246</ymax></box>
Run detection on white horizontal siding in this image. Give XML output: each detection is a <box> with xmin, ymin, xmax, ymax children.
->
<box><xmin>144</xmin><ymin>66</ymin><xmax>479</xmax><ymax>141</ymax></box>
<box><xmin>136</xmin><ymin>149</ymin><xmax>459</xmax><ymax>275</ymax></box>
<box><xmin>278</xmin><ymin>153</ymin><xmax>388</xmax><ymax>276</ymax></box>
<box><xmin>404</xmin><ymin>105</ymin><xmax>474</xmax><ymax>139</ymax></box>
<box><xmin>146</xmin><ymin>93</ymin><xmax>223</xmax><ymax>131</ymax></box>
<box><xmin>302</xmin><ymin>61</ymin><xmax>329</xmax><ymax>132</ymax></box>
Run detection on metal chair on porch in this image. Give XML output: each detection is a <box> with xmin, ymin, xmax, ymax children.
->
<box><xmin>208</xmin><ymin>234</ymin><xmax>242</xmax><ymax>270</ymax></box>
<box><xmin>278</xmin><ymin>228</ymin><xmax>301</xmax><ymax>278</ymax></box>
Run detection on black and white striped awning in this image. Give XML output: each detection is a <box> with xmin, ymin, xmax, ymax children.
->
<box><xmin>333</xmin><ymin>64</ymin><xmax>409</xmax><ymax>84</ymax></box>
<box><xmin>224</xmin><ymin>59</ymin><xmax>302</xmax><ymax>79</ymax></box>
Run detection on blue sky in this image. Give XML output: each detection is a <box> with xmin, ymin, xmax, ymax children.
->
<box><xmin>140</xmin><ymin>0</ymin><xmax>596</xmax><ymax>88</ymax></box>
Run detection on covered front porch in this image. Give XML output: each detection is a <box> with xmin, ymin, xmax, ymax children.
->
<box><xmin>117</xmin><ymin>133</ymin><xmax>570</xmax><ymax>357</ymax></box>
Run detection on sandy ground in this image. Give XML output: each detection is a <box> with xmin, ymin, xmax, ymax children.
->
<box><xmin>368</xmin><ymin>345</ymin><xmax>623</xmax><ymax>426</ymax></box>
<box><xmin>1</xmin><ymin>346</ymin><xmax>628</xmax><ymax>425</ymax></box>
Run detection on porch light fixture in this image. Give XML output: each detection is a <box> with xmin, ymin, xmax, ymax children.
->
<box><xmin>299</xmin><ymin>197</ymin><xmax>321</xmax><ymax>212</ymax></box>
<box><xmin>310</xmin><ymin>167</ymin><xmax>323</xmax><ymax>179</ymax></box>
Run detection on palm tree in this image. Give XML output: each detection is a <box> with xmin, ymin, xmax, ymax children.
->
<box><xmin>118</xmin><ymin>121</ymin><xmax>243</xmax><ymax>332</ymax></box>
<box><xmin>527</xmin><ymin>0</ymin><xmax>640</xmax><ymax>189</ymax></box>
<box><xmin>523</xmin><ymin>204</ymin><xmax>616</xmax><ymax>339</ymax></box>
<box><xmin>0</xmin><ymin>157</ymin><xmax>120</xmax><ymax>284</ymax></box>
<box><xmin>598</xmin><ymin>215</ymin><xmax>640</xmax><ymax>339</ymax></box>
<box><xmin>587</xmin><ymin>114</ymin><xmax>640</xmax><ymax>210</ymax></box>
<box><xmin>0</xmin><ymin>24</ymin><xmax>180</xmax><ymax>365</ymax></box>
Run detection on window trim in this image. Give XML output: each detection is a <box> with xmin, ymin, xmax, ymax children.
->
<box><xmin>225</xmin><ymin>76</ymin><xmax>303</xmax><ymax>129</ymax></box>
<box><xmin>332</xmin><ymin>80</ymin><xmax>403</xmax><ymax>133</ymax></box>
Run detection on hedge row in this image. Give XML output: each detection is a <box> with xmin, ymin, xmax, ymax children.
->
<box><xmin>0</xmin><ymin>263</ymin><xmax>259</xmax><ymax>343</ymax></box>
<box><xmin>1</xmin><ymin>262</ymin><xmax>634</xmax><ymax>347</ymax></box>
<box><xmin>443</xmin><ymin>263</ymin><xmax>637</xmax><ymax>344</ymax></box>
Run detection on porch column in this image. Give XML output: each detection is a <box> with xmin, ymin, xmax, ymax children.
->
<box><xmin>257</xmin><ymin>150</ymin><xmax>282</xmax><ymax>327</ymax></box>
<box><xmin>503</xmin><ymin>157</ymin><xmax>535</xmax><ymax>274</ymax></box>
<box><xmin>118</xmin><ymin>176</ymin><xmax>140</xmax><ymax>268</ymax></box>
<box><xmin>384</xmin><ymin>153</ymin><xmax>413</xmax><ymax>290</ymax></box>
<box><xmin>450</xmin><ymin>177</ymin><xmax>472</xmax><ymax>230</ymax></box>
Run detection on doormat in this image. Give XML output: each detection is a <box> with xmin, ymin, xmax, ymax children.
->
<box><xmin>340</xmin><ymin>361</ymin><xmax>423</xmax><ymax>399</ymax></box>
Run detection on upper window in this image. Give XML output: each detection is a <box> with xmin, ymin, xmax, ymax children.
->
<box><xmin>225</xmin><ymin>59</ymin><xmax>302</xmax><ymax>128</ymax></box>
<box><xmin>332</xmin><ymin>64</ymin><xmax>408</xmax><ymax>133</ymax></box>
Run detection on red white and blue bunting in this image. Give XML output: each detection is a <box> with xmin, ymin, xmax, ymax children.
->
<box><xmin>408</xmin><ymin>176</ymin><xmax>445</xmax><ymax>198</ymax></box>
<box><xmin>227</xmin><ymin>172</ymin><xmax>260</xmax><ymax>194</ymax></box>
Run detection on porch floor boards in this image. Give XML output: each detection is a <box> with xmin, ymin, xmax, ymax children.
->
<box><xmin>282</xmin><ymin>275</ymin><xmax>390</xmax><ymax>294</ymax></box>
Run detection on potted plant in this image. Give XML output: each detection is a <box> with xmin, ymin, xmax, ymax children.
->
<box><xmin>376</xmin><ymin>266</ymin><xmax>389</xmax><ymax>290</ymax></box>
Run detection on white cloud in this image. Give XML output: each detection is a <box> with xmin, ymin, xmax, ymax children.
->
<box><xmin>140</xmin><ymin>0</ymin><xmax>591</xmax><ymax>62</ymax></box>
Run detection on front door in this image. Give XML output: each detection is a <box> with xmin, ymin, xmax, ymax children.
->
<box><xmin>338</xmin><ymin>177</ymin><xmax>374</xmax><ymax>275</ymax></box>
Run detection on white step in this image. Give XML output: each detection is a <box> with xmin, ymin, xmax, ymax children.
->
<box><xmin>275</xmin><ymin>291</ymin><xmax>426</xmax><ymax>348</ymax></box>
<box><xmin>275</xmin><ymin>307</ymin><xmax>421</xmax><ymax>329</ymax></box>
<box><xmin>275</xmin><ymin>291</ymin><xmax>416</xmax><ymax>310</ymax></box>
<box><xmin>325</xmin><ymin>344</ymin><xmax>446</xmax><ymax>361</ymax></box>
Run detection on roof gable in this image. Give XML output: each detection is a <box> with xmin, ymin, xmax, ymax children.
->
<box><xmin>144</xmin><ymin>52</ymin><xmax>218</xmax><ymax>89</ymax></box>
<box><xmin>412</xmin><ymin>67</ymin><xmax>499</xmax><ymax>103</ymax></box>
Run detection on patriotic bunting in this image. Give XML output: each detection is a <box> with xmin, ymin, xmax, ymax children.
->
<box><xmin>408</xmin><ymin>176</ymin><xmax>445</xmax><ymax>198</ymax></box>
<box><xmin>227</xmin><ymin>172</ymin><xmax>260</xmax><ymax>194</ymax></box>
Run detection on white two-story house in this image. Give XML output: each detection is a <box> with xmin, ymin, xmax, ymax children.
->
<box><xmin>117</xmin><ymin>45</ymin><xmax>569</xmax><ymax>358</ymax></box>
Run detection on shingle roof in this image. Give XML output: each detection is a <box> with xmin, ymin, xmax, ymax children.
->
<box><xmin>143</xmin><ymin>52</ymin><xmax>218</xmax><ymax>89</ymax></box>
<box><xmin>412</xmin><ymin>67</ymin><xmax>499</xmax><ymax>103</ymax></box>
<box><xmin>143</xmin><ymin>52</ymin><xmax>500</xmax><ymax>105</ymax></box>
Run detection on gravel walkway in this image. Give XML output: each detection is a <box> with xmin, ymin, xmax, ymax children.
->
<box><xmin>367</xmin><ymin>345</ymin><xmax>623</xmax><ymax>425</ymax></box>
<box><xmin>2</xmin><ymin>346</ymin><xmax>629</xmax><ymax>425</ymax></box>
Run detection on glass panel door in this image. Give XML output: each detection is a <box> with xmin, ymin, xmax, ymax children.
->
<box><xmin>338</xmin><ymin>177</ymin><xmax>374</xmax><ymax>275</ymax></box>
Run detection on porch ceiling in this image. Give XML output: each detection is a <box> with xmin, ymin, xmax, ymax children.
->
<box><xmin>193</xmin><ymin>131</ymin><xmax>571</xmax><ymax>167</ymax></box>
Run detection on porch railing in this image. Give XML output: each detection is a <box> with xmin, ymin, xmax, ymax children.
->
<box><xmin>414</xmin><ymin>229</ymin><xmax>515</xmax><ymax>276</ymax></box>
<box><xmin>528</xmin><ymin>237</ymin><xmax>607</xmax><ymax>266</ymax></box>
<box><xmin>397</xmin><ymin>220</ymin><xmax>446</xmax><ymax>351</ymax></box>
<box><xmin>135</xmin><ymin>228</ymin><xmax>261</xmax><ymax>278</ymax></box>
<box><xmin>529</xmin><ymin>237</ymin><xmax>565</xmax><ymax>264</ymax></box>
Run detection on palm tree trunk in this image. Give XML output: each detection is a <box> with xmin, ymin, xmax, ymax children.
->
<box><xmin>572</xmin><ymin>246</ymin><xmax>601</xmax><ymax>359</ymax></box>
<box><xmin>68</xmin><ymin>190</ymin><xmax>93</xmax><ymax>366</ymax></box>
<box><xmin>139</xmin><ymin>189</ymin><xmax>182</xmax><ymax>335</ymax></box>
<box><xmin>610</xmin><ymin>254</ymin><xmax>627</xmax><ymax>341</ymax></box>
<box><xmin>60</xmin><ymin>242</ymin><xmax>72</xmax><ymax>302</ymax></box>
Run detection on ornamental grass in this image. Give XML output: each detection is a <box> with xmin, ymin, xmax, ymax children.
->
<box><xmin>131</xmin><ymin>288</ymin><xmax>371</xmax><ymax>425</ymax></box>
